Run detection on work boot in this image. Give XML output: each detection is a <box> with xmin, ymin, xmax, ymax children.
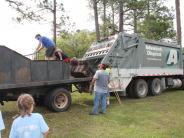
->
<box><xmin>99</xmin><ymin>111</ymin><xmax>106</xmax><ymax>114</ymax></box>
<box><xmin>89</xmin><ymin>112</ymin><xmax>98</xmax><ymax>115</ymax></box>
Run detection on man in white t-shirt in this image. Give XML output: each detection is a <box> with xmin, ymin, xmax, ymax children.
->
<box><xmin>89</xmin><ymin>64</ymin><xmax>109</xmax><ymax>115</ymax></box>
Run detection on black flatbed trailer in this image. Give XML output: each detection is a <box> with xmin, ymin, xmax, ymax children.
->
<box><xmin>0</xmin><ymin>77</ymin><xmax>91</xmax><ymax>90</ymax></box>
<box><xmin>0</xmin><ymin>46</ymin><xmax>92</xmax><ymax>112</ymax></box>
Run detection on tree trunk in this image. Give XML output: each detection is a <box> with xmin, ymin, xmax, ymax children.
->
<box><xmin>175</xmin><ymin>0</ymin><xmax>181</xmax><ymax>45</ymax></box>
<box><xmin>93</xmin><ymin>0</ymin><xmax>100</xmax><ymax>41</ymax></box>
<box><xmin>147</xmin><ymin>0</ymin><xmax>150</xmax><ymax>16</ymax></box>
<box><xmin>53</xmin><ymin>0</ymin><xmax>57</xmax><ymax>44</ymax></box>
<box><xmin>133</xmin><ymin>9</ymin><xmax>137</xmax><ymax>33</ymax></box>
<box><xmin>111</xmin><ymin>3</ymin><xmax>115</xmax><ymax>34</ymax></box>
<box><xmin>119</xmin><ymin>0</ymin><xmax>124</xmax><ymax>32</ymax></box>
<box><xmin>103</xmin><ymin>0</ymin><xmax>107</xmax><ymax>37</ymax></box>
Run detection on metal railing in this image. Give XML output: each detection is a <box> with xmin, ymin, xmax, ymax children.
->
<box><xmin>24</xmin><ymin>52</ymin><xmax>39</xmax><ymax>60</ymax></box>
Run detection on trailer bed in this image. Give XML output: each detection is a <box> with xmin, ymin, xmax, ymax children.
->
<box><xmin>0</xmin><ymin>46</ymin><xmax>73</xmax><ymax>88</ymax></box>
<box><xmin>0</xmin><ymin>77</ymin><xmax>91</xmax><ymax>90</ymax></box>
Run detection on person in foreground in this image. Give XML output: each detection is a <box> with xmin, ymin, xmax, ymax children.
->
<box><xmin>0</xmin><ymin>111</ymin><xmax>5</xmax><ymax>138</ymax></box>
<box><xmin>35</xmin><ymin>34</ymin><xmax>56</xmax><ymax>60</ymax></box>
<box><xmin>89</xmin><ymin>64</ymin><xmax>110</xmax><ymax>115</ymax></box>
<box><xmin>9</xmin><ymin>94</ymin><xmax>49</xmax><ymax>138</ymax></box>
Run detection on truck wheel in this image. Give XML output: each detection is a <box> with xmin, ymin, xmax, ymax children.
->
<box><xmin>133</xmin><ymin>79</ymin><xmax>148</xmax><ymax>98</ymax></box>
<box><xmin>148</xmin><ymin>78</ymin><xmax>162</xmax><ymax>96</ymax></box>
<box><xmin>180</xmin><ymin>79</ymin><xmax>184</xmax><ymax>89</ymax></box>
<box><xmin>126</xmin><ymin>81</ymin><xmax>135</xmax><ymax>98</ymax></box>
<box><xmin>47</xmin><ymin>88</ymin><xmax>71</xmax><ymax>112</ymax></box>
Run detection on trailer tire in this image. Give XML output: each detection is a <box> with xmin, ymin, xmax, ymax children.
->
<box><xmin>148</xmin><ymin>78</ymin><xmax>162</xmax><ymax>96</ymax></box>
<box><xmin>47</xmin><ymin>88</ymin><xmax>71</xmax><ymax>112</ymax></box>
<box><xmin>133</xmin><ymin>79</ymin><xmax>148</xmax><ymax>98</ymax></box>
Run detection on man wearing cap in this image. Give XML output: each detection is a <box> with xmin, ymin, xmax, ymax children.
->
<box><xmin>89</xmin><ymin>64</ymin><xmax>110</xmax><ymax>115</ymax></box>
<box><xmin>35</xmin><ymin>34</ymin><xmax>56</xmax><ymax>60</ymax></box>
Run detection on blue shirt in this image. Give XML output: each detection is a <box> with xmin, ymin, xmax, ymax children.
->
<box><xmin>0</xmin><ymin>111</ymin><xmax>5</xmax><ymax>131</ymax></box>
<box><xmin>9</xmin><ymin>113</ymin><xmax>49</xmax><ymax>138</ymax></box>
<box><xmin>40</xmin><ymin>36</ymin><xmax>55</xmax><ymax>48</ymax></box>
<box><xmin>94</xmin><ymin>70</ymin><xmax>109</xmax><ymax>93</ymax></box>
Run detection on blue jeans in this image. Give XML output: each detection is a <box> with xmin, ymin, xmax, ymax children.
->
<box><xmin>93</xmin><ymin>92</ymin><xmax>107</xmax><ymax>114</ymax></box>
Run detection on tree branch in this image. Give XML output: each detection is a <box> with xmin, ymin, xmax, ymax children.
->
<box><xmin>5</xmin><ymin>0</ymin><xmax>44</xmax><ymax>22</ymax></box>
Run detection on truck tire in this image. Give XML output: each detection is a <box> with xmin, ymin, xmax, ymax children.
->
<box><xmin>180</xmin><ymin>79</ymin><xmax>184</xmax><ymax>89</ymax></box>
<box><xmin>133</xmin><ymin>79</ymin><xmax>148</xmax><ymax>98</ymax></box>
<box><xmin>148</xmin><ymin>78</ymin><xmax>162</xmax><ymax>96</ymax></box>
<box><xmin>47</xmin><ymin>88</ymin><xmax>71</xmax><ymax>112</ymax></box>
<box><xmin>126</xmin><ymin>81</ymin><xmax>135</xmax><ymax>98</ymax></box>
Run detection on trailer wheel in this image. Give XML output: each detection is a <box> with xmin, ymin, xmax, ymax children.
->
<box><xmin>133</xmin><ymin>79</ymin><xmax>148</xmax><ymax>98</ymax></box>
<box><xmin>47</xmin><ymin>88</ymin><xmax>71</xmax><ymax>112</ymax></box>
<box><xmin>148</xmin><ymin>78</ymin><xmax>162</xmax><ymax>96</ymax></box>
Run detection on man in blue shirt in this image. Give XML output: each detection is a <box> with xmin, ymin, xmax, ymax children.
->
<box><xmin>35</xmin><ymin>34</ymin><xmax>56</xmax><ymax>60</ymax></box>
<box><xmin>0</xmin><ymin>111</ymin><xmax>5</xmax><ymax>138</ymax></box>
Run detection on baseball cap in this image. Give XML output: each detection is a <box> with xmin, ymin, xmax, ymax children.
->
<box><xmin>98</xmin><ymin>64</ymin><xmax>106</xmax><ymax>69</ymax></box>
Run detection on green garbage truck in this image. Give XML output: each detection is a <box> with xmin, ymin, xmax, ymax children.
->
<box><xmin>83</xmin><ymin>32</ymin><xmax>183</xmax><ymax>98</ymax></box>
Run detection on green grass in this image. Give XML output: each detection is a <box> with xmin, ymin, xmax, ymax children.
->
<box><xmin>1</xmin><ymin>90</ymin><xmax>184</xmax><ymax>138</ymax></box>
